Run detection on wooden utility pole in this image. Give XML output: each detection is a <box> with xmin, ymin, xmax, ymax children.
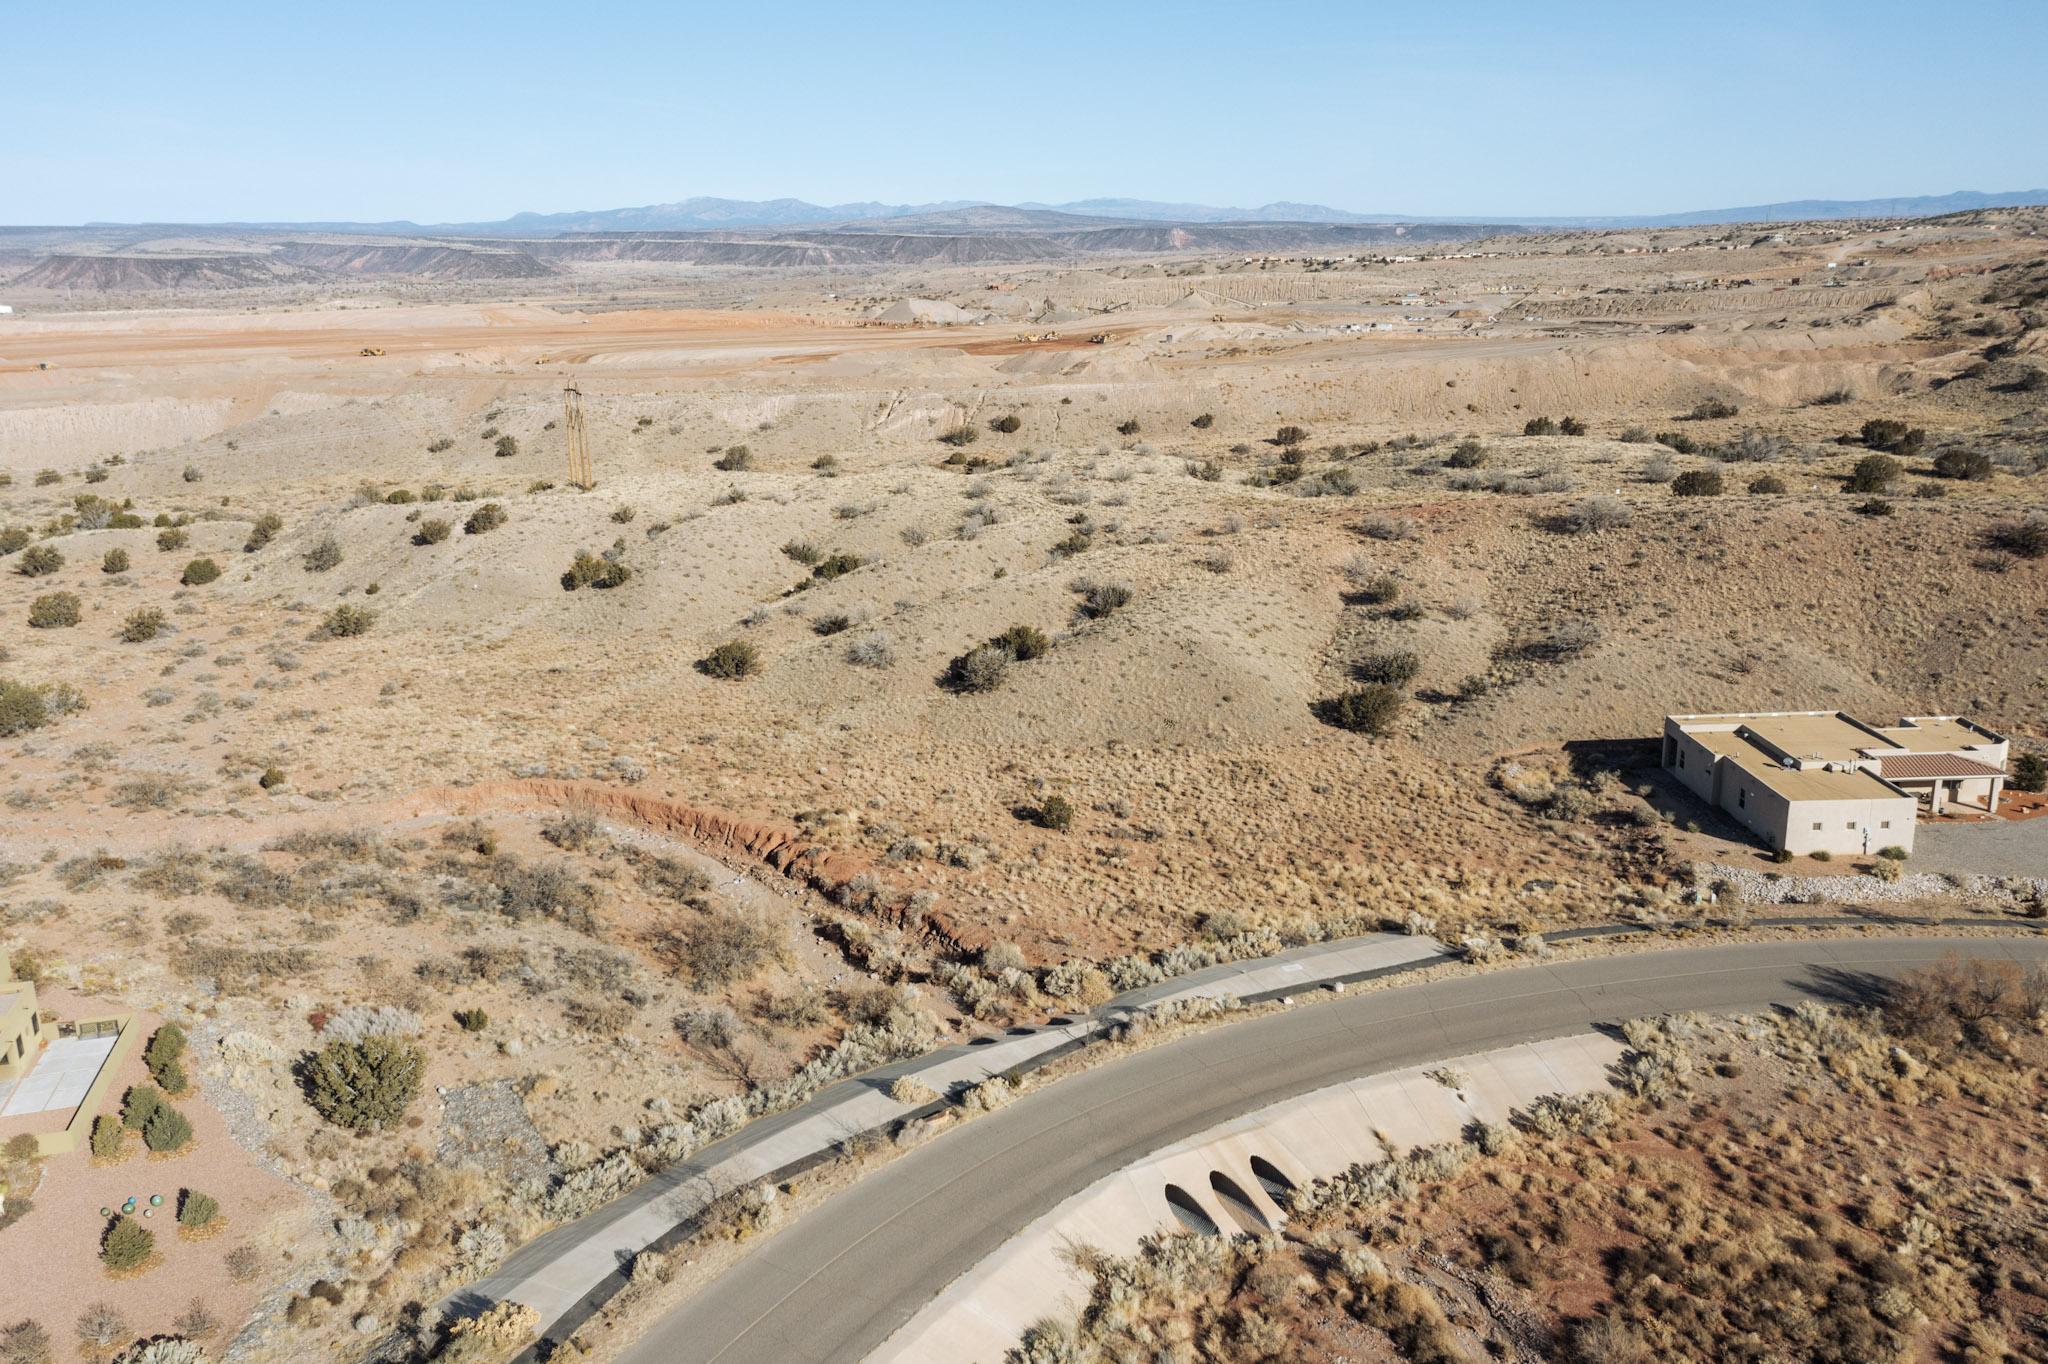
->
<box><xmin>563</xmin><ymin>382</ymin><xmax>595</xmax><ymax>489</ymax></box>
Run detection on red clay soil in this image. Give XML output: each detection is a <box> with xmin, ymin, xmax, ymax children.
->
<box><xmin>391</xmin><ymin>779</ymin><xmax>972</xmax><ymax>949</ymax></box>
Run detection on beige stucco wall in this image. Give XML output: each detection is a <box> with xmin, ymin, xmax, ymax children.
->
<box><xmin>1777</xmin><ymin>795</ymin><xmax>1917</xmax><ymax>856</ymax></box>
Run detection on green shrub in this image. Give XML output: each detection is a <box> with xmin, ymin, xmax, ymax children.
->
<box><xmin>1671</xmin><ymin>470</ymin><xmax>1723</xmax><ymax>497</ymax></box>
<box><xmin>27</xmin><ymin>593</ymin><xmax>80</xmax><ymax>629</ymax></box>
<box><xmin>811</xmin><ymin>552</ymin><xmax>864</xmax><ymax>581</ymax></box>
<box><xmin>1809</xmin><ymin>849</ymin><xmax>1832</xmax><ymax>862</ymax></box>
<box><xmin>1075</xmin><ymin>580</ymin><xmax>1132</xmax><ymax>620</ymax></box>
<box><xmin>2012</xmin><ymin>753</ymin><xmax>2046</xmax><ymax>793</ymax></box>
<box><xmin>1747</xmin><ymin>474</ymin><xmax>1786</xmax><ymax>495</ymax></box>
<box><xmin>304</xmin><ymin>1036</ymin><xmax>424</xmax><ymax>1129</ymax></box>
<box><xmin>561</xmin><ymin>550</ymin><xmax>631</xmax><ymax>590</ymax></box>
<box><xmin>1275</xmin><ymin>424</ymin><xmax>1308</xmax><ymax>447</ymax></box>
<box><xmin>120</xmin><ymin>608</ymin><xmax>166</xmax><ymax>643</ymax></box>
<box><xmin>143</xmin><ymin>1104</ymin><xmax>191</xmax><ymax>1153</ymax></box>
<box><xmin>715</xmin><ymin>444</ymin><xmax>753</xmax><ymax>470</ymax></box>
<box><xmin>244</xmin><ymin>512</ymin><xmax>283</xmax><ymax>552</ymax></box>
<box><xmin>1847</xmin><ymin>454</ymin><xmax>1902</xmax><ymax>493</ymax></box>
<box><xmin>0</xmin><ymin>682</ymin><xmax>51</xmax><ymax>737</ymax></box>
<box><xmin>322</xmin><ymin>604</ymin><xmax>375</xmax><ymax>638</ymax></box>
<box><xmin>463</xmin><ymin>502</ymin><xmax>506</xmax><ymax>535</ymax></box>
<box><xmin>156</xmin><ymin>528</ymin><xmax>188</xmax><ymax>552</ymax></box>
<box><xmin>1986</xmin><ymin>515</ymin><xmax>2048</xmax><ymax>560</ymax></box>
<box><xmin>16</xmin><ymin>544</ymin><xmax>62</xmax><ymax>577</ymax></box>
<box><xmin>0</xmin><ymin>526</ymin><xmax>30</xmax><ymax>555</ymax></box>
<box><xmin>696</xmin><ymin>640</ymin><xmax>760</xmax><ymax>679</ymax></box>
<box><xmin>1034</xmin><ymin>794</ymin><xmax>1076</xmax><ymax>832</ymax></box>
<box><xmin>937</xmin><ymin>424</ymin><xmax>979</xmax><ymax>448</ymax></box>
<box><xmin>100</xmin><ymin>1216</ymin><xmax>154</xmax><ymax>1273</ymax></box>
<box><xmin>90</xmin><ymin>1114</ymin><xmax>123</xmax><ymax>1160</ymax></box>
<box><xmin>1932</xmin><ymin>447</ymin><xmax>1993</xmax><ymax>481</ymax></box>
<box><xmin>1559</xmin><ymin>416</ymin><xmax>1587</xmax><ymax>436</ymax></box>
<box><xmin>1116</xmin><ymin>418</ymin><xmax>1140</xmax><ymax>436</ymax></box>
<box><xmin>494</xmin><ymin>435</ymin><xmax>519</xmax><ymax>458</ymax></box>
<box><xmin>413</xmin><ymin>518</ymin><xmax>451</xmax><ymax>545</ymax></box>
<box><xmin>259</xmin><ymin>766</ymin><xmax>286</xmax><ymax>790</ymax></box>
<box><xmin>180</xmin><ymin>558</ymin><xmax>222</xmax><ymax>586</ymax></box>
<box><xmin>1354</xmin><ymin>651</ymin><xmax>1420</xmax><ymax>686</ymax></box>
<box><xmin>1853</xmin><ymin>497</ymin><xmax>1895</xmax><ymax>517</ymax></box>
<box><xmin>454</xmin><ymin>1008</ymin><xmax>489</xmax><ymax>1032</ymax></box>
<box><xmin>1314</xmin><ymin>685</ymin><xmax>1404</xmax><ymax>735</ymax></box>
<box><xmin>1655</xmin><ymin>431</ymin><xmax>1698</xmax><ymax>454</ymax></box>
<box><xmin>1522</xmin><ymin>416</ymin><xmax>1557</xmax><ymax>436</ymax></box>
<box><xmin>1687</xmin><ymin>397</ymin><xmax>1739</xmax><ymax>420</ymax></box>
<box><xmin>989</xmin><ymin>414</ymin><xmax>1022</xmax><ymax>434</ymax></box>
<box><xmin>145</xmin><ymin>1024</ymin><xmax>187</xmax><ymax>1093</ymax></box>
<box><xmin>1191</xmin><ymin>413</ymin><xmax>1214</xmax><ymax>429</ymax></box>
<box><xmin>101</xmin><ymin>548</ymin><xmax>130</xmax><ymax>574</ymax></box>
<box><xmin>1876</xmin><ymin>845</ymin><xmax>1909</xmax><ymax>862</ymax></box>
<box><xmin>992</xmin><ymin>624</ymin><xmax>1051</xmax><ymax>660</ymax></box>
<box><xmin>781</xmin><ymin>540</ymin><xmax>821</xmax><ymax>565</ymax></box>
<box><xmin>1860</xmin><ymin>418</ymin><xmax>1923</xmax><ymax>454</ymax></box>
<box><xmin>1445</xmin><ymin>439</ymin><xmax>1487</xmax><ymax>468</ymax></box>
<box><xmin>176</xmin><ymin>1189</ymin><xmax>219</xmax><ymax>1230</ymax></box>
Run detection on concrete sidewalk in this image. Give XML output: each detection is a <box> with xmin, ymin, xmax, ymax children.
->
<box><xmin>454</xmin><ymin>931</ymin><xmax>1449</xmax><ymax>1329</ymax></box>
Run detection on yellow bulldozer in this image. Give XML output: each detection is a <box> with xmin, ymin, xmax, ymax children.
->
<box><xmin>1087</xmin><ymin>333</ymin><xmax>1109</xmax><ymax>345</ymax></box>
<box><xmin>358</xmin><ymin>347</ymin><xmax>385</xmax><ymax>357</ymax></box>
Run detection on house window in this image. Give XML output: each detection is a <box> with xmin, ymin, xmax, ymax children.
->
<box><xmin>28</xmin><ymin>1013</ymin><xmax>37</xmax><ymax>1033</ymax></box>
<box><xmin>1737</xmin><ymin>789</ymin><xmax>1747</xmax><ymax>808</ymax></box>
<box><xmin>1846</xmin><ymin>821</ymin><xmax>1857</xmax><ymax>830</ymax></box>
<box><xmin>1880</xmin><ymin>820</ymin><xmax>1890</xmax><ymax>829</ymax></box>
<box><xmin>1677</xmin><ymin>749</ymin><xmax>1686</xmax><ymax>769</ymax></box>
<box><xmin>1812</xmin><ymin>822</ymin><xmax>1823</xmax><ymax>831</ymax></box>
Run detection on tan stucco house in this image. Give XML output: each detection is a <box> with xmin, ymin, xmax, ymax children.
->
<box><xmin>1662</xmin><ymin>711</ymin><xmax>2009</xmax><ymax>856</ymax></box>
<box><xmin>0</xmin><ymin>950</ymin><xmax>42</xmax><ymax>1085</ymax></box>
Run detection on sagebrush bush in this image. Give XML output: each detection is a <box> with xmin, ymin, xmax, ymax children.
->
<box><xmin>715</xmin><ymin>444</ymin><xmax>753</xmax><ymax>470</ymax></box>
<box><xmin>1561</xmin><ymin>495</ymin><xmax>1631</xmax><ymax>532</ymax></box>
<box><xmin>27</xmin><ymin>592</ymin><xmax>81</xmax><ymax>629</ymax></box>
<box><xmin>942</xmin><ymin>643</ymin><xmax>1010</xmax><ymax>693</ymax></box>
<box><xmin>937</xmin><ymin>424</ymin><xmax>979</xmax><ymax>448</ymax></box>
<box><xmin>1747</xmin><ymin>473</ymin><xmax>1787</xmax><ymax>495</ymax></box>
<box><xmin>696</xmin><ymin>640</ymin><xmax>760</xmax><ymax>679</ymax></box>
<box><xmin>1932</xmin><ymin>447</ymin><xmax>1993</xmax><ymax>481</ymax></box>
<box><xmin>1523</xmin><ymin>416</ymin><xmax>1558</xmax><ymax>436</ymax></box>
<box><xmin>244</xmin><ymin>512</ymin><xmax>283</xmax><ymax>552</ymax></box>
<box><xmin>102</xmin><ymin>547</ymin><xmax>130</xmax><ymax>574</ymax></box>
<box><xmin>322</xmin><ymin>604</ymin><xmax>375</xmax><ymax>638</ymax></box>
<box><xmin>1314</xmin><ymin>685</ymin><xmax>1404</xmax><ymax>735</ymax></box>
<box><xmin>302</xmin><ymin>535</ymin><xmax>343</xmax><ymax>572</ymax></box>
<box><xmin>156</xmin><ymin>527</ymin><xmax>188</xmax><ymax>552</ymax></box>
<box><xmin>118</xmin><ymin>606</ymin><xmax>164</xmax><ymax>647</ymax></box>
<box><xmin>463</xmin><ymin>502</ymin><xmax>506</xmax><ymax>535</ymax></box>
<box><xmin>561</xmin><ymin>550</ymin><xmax>631</xmax><ymax>590</ymax></box>
<box><xmin>1353</xmin><ymin>651</ymin><xmax>1420</xmax><ymax>686</ymax></box>
<box><xmin>413</xmin><ymin>518</ymin><xmax>451</xmax><ymax>545</ymax></box>
<box><xmin>16</xmin><ymin>544</ymin><xmax>62</xmax><ymax>577</ymax></box>
<box><xmin>1986</xmin><ymin>514</ymin><xmax>2048</xmax><ymax>559</ymax></box>
<box><xmin>1847</xmin><ymin>453</ymin><xmax>1902</xmax><ymax>493</ymax></box>
<box><xmin>993</xmin><ymin>624</ymin><xmax>1051</xmax><ymax>660</ymax></box>
<box><xmin>1671</xmin><ymin>470</ymin><xmax>1723</xmax><ymax>497</ymax></box>
<box><xmin>180</xmin><ymin>558</ymin><xmax>221</xmax><ymax>586</ymax></box>
<box><xmin>989</xmin><ymin>414</ymin><xmax>1021</xmax><ymax>434</ymax></box>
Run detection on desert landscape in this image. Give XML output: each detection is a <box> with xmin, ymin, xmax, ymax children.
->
<box><xmin>2</xmin><ymin>194</ymin><xmax>2046</xmax><ymax>1364</ymax></box>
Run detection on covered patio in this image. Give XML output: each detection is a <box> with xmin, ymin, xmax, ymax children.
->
<box><xmin>1874</xmin><ymin>753</ymin><xmax>2006</xmax><ymax>816</ymax></box>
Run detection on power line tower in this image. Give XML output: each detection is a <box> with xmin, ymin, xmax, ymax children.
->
<box><xmin>562</xmin><ymin>382</ymin><xmax>595</xmax><ymax>489</ymax></box>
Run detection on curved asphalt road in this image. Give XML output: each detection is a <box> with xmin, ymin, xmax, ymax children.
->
<box><xmin>621</xmin><ymin>935</ymin><xmax>2046</xmax><ymax>1364</ymax></box>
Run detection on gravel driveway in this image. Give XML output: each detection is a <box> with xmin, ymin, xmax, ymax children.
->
<box><xmin>1912</xmin><ymin>818</ymin><xmax>2048</xmax><ymax>879</ymax></box>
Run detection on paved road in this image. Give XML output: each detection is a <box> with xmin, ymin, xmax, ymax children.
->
<box><xmin>619</xmin><ymin>935</ymin><xmax>2047</xmax><ymax>1364</ymax></box>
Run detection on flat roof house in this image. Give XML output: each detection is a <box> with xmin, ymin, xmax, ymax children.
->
<box><xmin>1662</xmin><ymin>711</ymin><xmax>2009</xmax><ymax>856</ymax></box>
<box><xmin>0</xmin><ymin>950</ymin><xmax>42</xmax><ymax>1087</ymax></box>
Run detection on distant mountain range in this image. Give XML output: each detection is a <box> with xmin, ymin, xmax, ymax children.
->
<box><xmin>62</xmin><ymin>189</ymin><xmax>2048</xmax><ymax>237</ymax></box>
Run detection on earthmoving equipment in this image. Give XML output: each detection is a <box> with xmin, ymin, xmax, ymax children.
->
<box><xmin>358</xmin><ymin>347</ymin><xmax>385</xmax><ymax>357</ymax></box>
<box><xmin>562</xmin><ymin>382</ymin><xmax>595</xmax><ymax>489</ymax></box>
<box><xmin>1087</xmin><ymin>333</ymin><xmax>1109</xmax><ymax>344</ymax></box>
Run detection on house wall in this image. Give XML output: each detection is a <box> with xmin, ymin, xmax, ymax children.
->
<box><xmin>0</xmin><ymin>987</ymin><xmax>38</xmax><ymax>1079</ymax></box>
<box><xmin>1778</xmin><ymin>795</ymin><xmax>1917</xmax><ymax>856</ymax></box>
<box><xmin>1662</xmin><ymin>722</ymin><xmax>1725</xmax><ymax>806</ymax></box>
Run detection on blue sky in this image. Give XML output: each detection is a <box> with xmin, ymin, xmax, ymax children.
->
<box><xmin>4</xmin><ymin>0</ymin><xmax>2044</xmax><ymax>224</ymax></box>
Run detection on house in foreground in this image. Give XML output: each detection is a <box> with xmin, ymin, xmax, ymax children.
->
<box><xmin>1662</xmin><ymin>711</ymin><xmax>2010</xmax><ymax>856</ymax></box>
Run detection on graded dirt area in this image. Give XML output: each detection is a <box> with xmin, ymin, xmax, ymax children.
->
<box><xmin>0</xmin><ymin>208</ymin><xmax>2044</xmax><ymax>1362</ymax></box>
